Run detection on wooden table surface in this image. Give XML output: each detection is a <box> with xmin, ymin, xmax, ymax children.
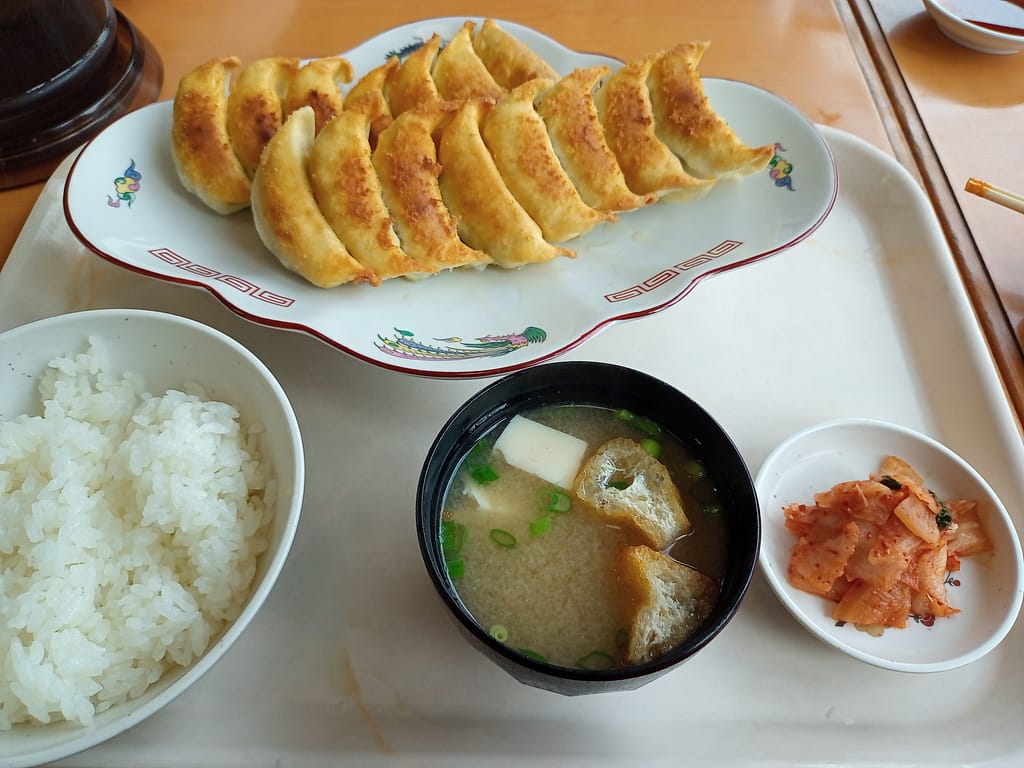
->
<box><xmin>2</xmin><ymin>0</ymin><xmax>1021</xmax><ymax>417</ymax></box>
<box><xmin>867</xmin><ymin>0</ymin><xmax>1024</xmax><ymax>322</ymax></box>
<box><xmin>847</xmin><ymin>0</ymin><xmax>1024</xmax><ymax>419</ymax></box>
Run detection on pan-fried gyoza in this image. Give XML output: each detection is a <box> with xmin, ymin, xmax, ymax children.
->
<box><xmin>170</xmin><ymin>20</ymin><xmax>774</xmax><ymax>287</ymax></box>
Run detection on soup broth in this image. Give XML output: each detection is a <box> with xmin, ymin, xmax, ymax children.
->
<box><xmin>441</xmin><ymin>404</ymin><xmax>729</xmax><ymax>669</ymax></box>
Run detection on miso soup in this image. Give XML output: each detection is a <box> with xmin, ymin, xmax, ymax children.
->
<box><xmin>439</xmin><ymin>404</ymin><xmax>728</xmax><ymax>670</ymax></box>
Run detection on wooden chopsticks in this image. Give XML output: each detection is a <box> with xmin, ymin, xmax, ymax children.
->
<box><xmin>965</xmin><ymin>177</ymin><xmax>1024</xmax><ymax>215</ymax></box>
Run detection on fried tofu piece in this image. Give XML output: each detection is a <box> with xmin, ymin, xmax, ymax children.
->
<box><xmin>575</xmin><ymin>438</ymin><xmax>692</xmax><ymax>550</ymax></box>
<box><xmin>618</xmin><ymin>545</ymin><xmax>718</xmax><ymax>665</ymax></box>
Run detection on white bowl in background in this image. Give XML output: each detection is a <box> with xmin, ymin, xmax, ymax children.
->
<box><xmin>756</xmin><ymin>417</ymin><xmax>1023</xmax><ymax>673</ymax></box>
<box><xmin>0</xmin><ymin>309</ymin><xmax>304</xmax><ymax>767</ymax></box>
<box><xmin>922</xmin><ymin>0</ymin><xmax>1024</xmax><ymax>54</ymax></box>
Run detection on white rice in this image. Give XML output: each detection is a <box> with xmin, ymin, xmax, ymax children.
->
<box><xmin>0</xmin><ymin>341</ymin><xmax>273</xmax><ymax>729</ymax></box>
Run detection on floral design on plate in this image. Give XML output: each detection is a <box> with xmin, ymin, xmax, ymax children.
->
<box><xmin>768</xmin><ymin>143</ymin><xmax>795</xmax><ymax>190</ymax></box>
<box><xmin>107</xmin><ymin>159</ymin><xmax>141</xmax><ymax>208</ymax></box>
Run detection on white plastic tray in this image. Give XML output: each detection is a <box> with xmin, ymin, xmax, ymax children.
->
<box><xmin>2</xmin><ymin>126</ymin><xmax>1023</xmax><ymax>766</ymax></box>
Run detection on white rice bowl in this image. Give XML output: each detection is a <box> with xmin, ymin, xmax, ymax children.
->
<box><xmin>0</xmin><ymin>309</ymin><xmax>303</xmax><ymax>766</ymax></box>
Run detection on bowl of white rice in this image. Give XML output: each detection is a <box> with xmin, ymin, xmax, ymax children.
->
<box><xmin>0</xmin><ymin>308</ymin><xmax>303</xmax><ymax>766</ymax></box>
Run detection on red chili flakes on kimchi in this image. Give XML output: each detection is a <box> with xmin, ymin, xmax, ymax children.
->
<box><xmin>783</xmin><ymin>455</ymin><xmax>992</xmax><ymax>631</ymax></box>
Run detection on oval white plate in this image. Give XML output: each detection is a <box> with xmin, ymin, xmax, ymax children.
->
<box><xmin>756</xmin><ymin>417</ymin><xmax>1024</xmax><ymax>672</ymax></box>
<box><xmin>63</xmin><ymin>17</ymin><xmax>836</xmax><ymax>379</ymax></box>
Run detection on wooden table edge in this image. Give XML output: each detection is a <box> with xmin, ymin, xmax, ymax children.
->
<box><xmin>837</xmin><ymin>0</ymin><xmax>1024</xmax><ymax>427</ymax></box>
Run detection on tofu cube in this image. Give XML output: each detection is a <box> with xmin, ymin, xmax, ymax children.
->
<box><xmin>493</xmin><ymin>415</ymin><xmax>588</xmax><ymax>489</ymax></box>
<box><xmin>463</xmin><ymin>476</ymin><xmax>494</xmax><ymax>510</ymax></box>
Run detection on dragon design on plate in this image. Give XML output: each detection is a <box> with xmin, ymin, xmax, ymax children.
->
<box><xmin>376</xmin><ymin>326</ymin><xmax>547</xmax><ymax>361</ymax></box>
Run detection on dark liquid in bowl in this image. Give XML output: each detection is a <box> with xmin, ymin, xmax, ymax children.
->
<box><xmin>964</xmin><ymin>19</ymin><xmax>1024</xmax><ymax>35</ymax></box>
<box><xmin>941</xmin><ymin>0</ymin><xmax>1024</xmax><ymax>35</ymax></box>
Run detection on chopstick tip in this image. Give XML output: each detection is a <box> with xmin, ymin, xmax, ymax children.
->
<box><xmin>963</xmin><ymin>176</ymin><xmax>1024</xmax><ymax>215</ymax></box>
<box><xmin>964</xmin><ymin>177</ymin><xmax>988</xmax><ymax>196</ymax></box>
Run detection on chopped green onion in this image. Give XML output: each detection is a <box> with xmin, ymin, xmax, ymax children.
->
<box><xmin>683</xmin><ymin>459</ymin><xmax>706</xmax><ymax>480</ymax></box>
<box><xmin>640</xmin><ymin>438</ymin><xmax>661</xmax><ymax>459</ymax></box>
<box><xmin>518</xmin><ymin>648</ymin><xmax>547</xmax><ymax>663</ymax></box>
<box><xmin>614</xmin><ymin>628</ymin><xmax>628</xmax><ymax>649</ymax></box>
<box><xmin>635</xmin><ymin>417</ymin><xmax>661</xmax><ymax>437</ymax></box>
<box><xmin>530</xmin><ymin>515</ymin><xmax>553</xmax><ymax>537</ymax></box>
<box><xmin>928</xmin><ymin>491</ymin><xmax>954</xmax><ymax>530</ymax></box>
<box><xmin>575</xmin><ymin>650</ymin><xmax>616</xmax><ymax>671</ymax></box>
<box><xmin>471</xmin><ymin>464</ymin><xmax>499</xmax><ymax>484</ymax></box>
<box><xmin>445</xmin><ymin>557</ymin><xmax>465</xmax><ymax>580</ymax></box>
<box><xmin>614</xmin><ymin>409</ymin><xmax>661</xmax><ymax>437</ymax></box>
<box><xmin>489</xmin><ymin>528</ymin><xmax>517</xmax><ymax>548</ymax></box>
<box><xmin>489</xmin><ymin>624</ymin><xmax>509</xmax><ymax>642</ymax></box>
<box><xmin>702</xmin><ymin>501</ymin><xmax>723</xmax><ymax>516</ymax></box>
<box><xmin>466</xmin><ymin>437</ymin><xmax>494</xmax><ymax>465</ymax></box>
<box><xmin>440</xmin><ymin>520</ymin><xmax>466</xmax><ymax>560</ymax></box>
<box><xmin>538</xmin><ymin>487</ymin><xmax>572</xmax><ymax>513</ymax></box>
<box><xmin>879</xmin><ymin>476</ymin><xmax>902</xmax><ymax>491</ymax></box>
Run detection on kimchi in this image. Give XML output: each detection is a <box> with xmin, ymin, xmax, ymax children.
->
<box><xmin>783</xmin><ymin>455</ymin><xmax>992</xmax><ymax>630</ymax></box>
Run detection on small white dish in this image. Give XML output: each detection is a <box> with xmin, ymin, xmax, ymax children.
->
<box><xmin>0</xmin><ymin>309</ymin><xmax>304</xmax><ymax>767</ymax></box>
<box><xmin>63</xmin><ymin>17</ymin><xmax>837</xmax><ymax>379</ymax></box>
<box><xmin>756</xmin><ymin>417</ymin><xmax>1024</xmax><ymax>673</ymax></box>
<box><xmin>923</xmin><ymin>0</ymin><xmax>1024</xmax><ymax>55</ymax></box>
